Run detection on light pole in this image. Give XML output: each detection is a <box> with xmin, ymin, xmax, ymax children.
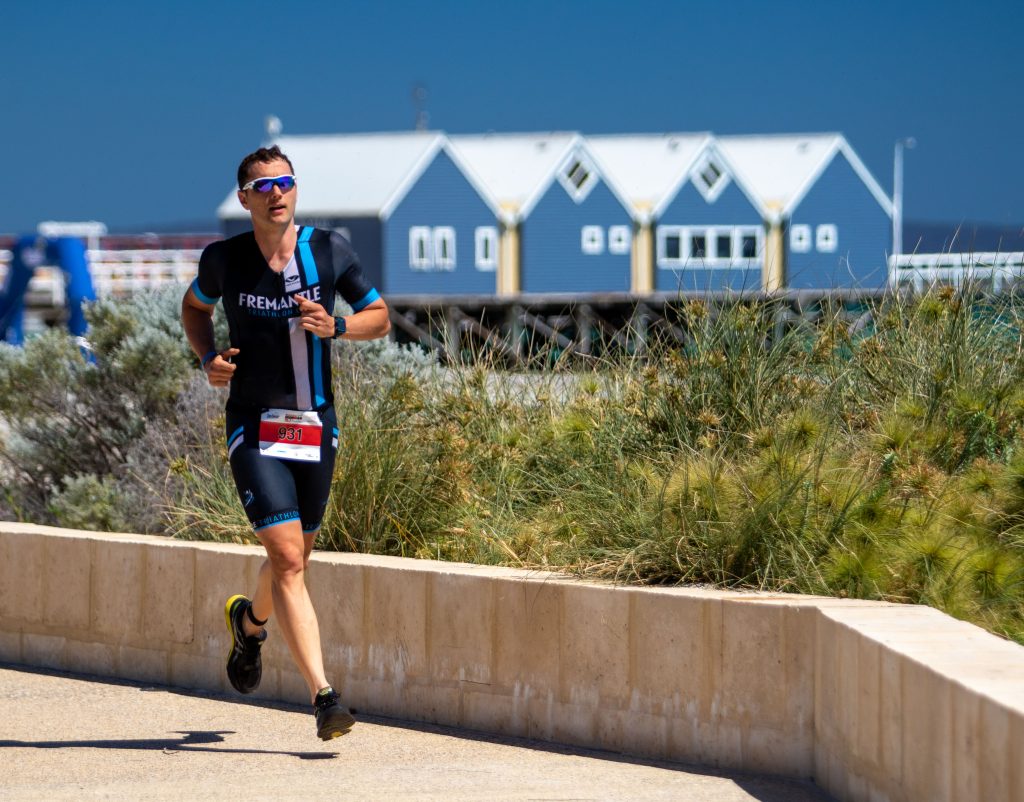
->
<box><xmin>893</xmin><ymin>137</ymin><xmax>916</xmax><ymax>261</ymax></box>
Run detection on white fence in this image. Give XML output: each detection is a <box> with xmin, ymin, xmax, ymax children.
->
<box><xmin>0</xmin><ymin>249</ymin><xmax>201</xmax><ymax>308</ymax></box>
<box><xmin>889</xmin><ymin>251</ymin><xmax>1024</xmax><ymax>292</ymax></box>
<box><xmin>87</xmin><ymin>249</ymin><xmax>201</xmax><ymax>297</ymax></box>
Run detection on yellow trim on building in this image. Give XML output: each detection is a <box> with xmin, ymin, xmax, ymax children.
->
<box><xmin>763</xmin><ymin>203</ymin><xmax>785</xmax><ymax>291</ymax></box>
<box><xmin>630</xmin><ymin>202</ymin><xmax>654</xmax><ymax>294</ymax></box>
<box><xmin>497</xmin><ymin>203</ymin><xmax>521</xmax><ymax>295</ymax></box>
<box><xmin>632</xmin><ymin>225</ymin><xmax>653</xmax><ymax>293</ymax></box>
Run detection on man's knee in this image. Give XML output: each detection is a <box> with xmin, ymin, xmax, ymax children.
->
<box><xmin>265</xmin><ymin>545</ymin><xmax>305</xmax><ymax>579</ymax></box>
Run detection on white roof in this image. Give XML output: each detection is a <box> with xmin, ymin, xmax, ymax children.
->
<box><xmin>447</xmin><ymin>132</ymin><xmax>581</xmax><ymax>223</ymax></box>
<box><xmin>216</xmin><ymin>130</ymin><xmax>892</xmax><ymax>225</ymax></box>
<box><xmin>217</xmin><ymin>132</ymin><xmax>446</xmax><ymax>220</ymax></box>
<box><xmin>587</xmin><ymin>133</ymin><xmax>712</xmax><ymax>221</ymax></box>
<box><xmin>716</xmin><ymin>133</ymin><xmax>893</xmax><ymax>220</ymax></box>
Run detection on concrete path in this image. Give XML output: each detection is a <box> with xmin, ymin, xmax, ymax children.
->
<box><xmin>0</xmin><ymin>665</ymin><xmax>831</xmax><ymax>801</ymax></box>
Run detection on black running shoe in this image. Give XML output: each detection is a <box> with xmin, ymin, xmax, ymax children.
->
<box><xmin>314</xmin><ymin>687</ymin><xmax>355</xmax><ymax>741</ymax></box>
<box><xmin>224</xmin><ymin>594</ymin><xmax>266</xmax><ymax>694</ymax></box>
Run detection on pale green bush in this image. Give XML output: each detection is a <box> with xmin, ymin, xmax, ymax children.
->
<box><xmin>0</xmin><ymin>285</ymin><xmax>224</xmax><ymax>531</ymax></box>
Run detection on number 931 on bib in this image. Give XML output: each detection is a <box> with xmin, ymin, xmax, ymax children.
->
<box><xmin>258</xmin><ymin>408</ymin><xmax>323</xmax><ymax>462</ymax></box>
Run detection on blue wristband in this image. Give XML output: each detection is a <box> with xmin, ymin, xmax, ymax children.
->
<box><xmin>201</xmin><ymin>350</ymin><xmax>218</xmax><ymax>368</ymax></box>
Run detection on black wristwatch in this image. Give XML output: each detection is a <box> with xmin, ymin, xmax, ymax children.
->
<box><xmin>332</xmin><ymin>316</ymin><xmax>347</xmax><ymax>339</ymax></box>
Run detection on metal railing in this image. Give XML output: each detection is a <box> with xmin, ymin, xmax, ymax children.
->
<box><xmin>0</xmin><ymin>249</ymin><xmax>201</xmax><ymax>306</ymax></box>
<box><xmin>889</xmin><ymin>252</ymin><xmax>1024</xmax><ymax>293</ymax></box>
<box><xmin>87</xmin><ymin>249</ymin><xmax>202</xmax><ymax>297</ymax></box>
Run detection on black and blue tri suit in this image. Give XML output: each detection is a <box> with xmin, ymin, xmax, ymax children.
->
<box><xmin>191</xmin><ymin>226</ymin><xmax>380</xmax><ymax>533</ymax></box>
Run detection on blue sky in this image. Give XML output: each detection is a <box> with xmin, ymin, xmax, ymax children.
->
<box><xmin>2</xmin><ymin>0</ymin><xmax>1021</xmax><ymax>232</ymax></box>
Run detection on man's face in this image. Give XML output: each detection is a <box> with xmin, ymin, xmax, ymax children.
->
<box><xmin>237</xmin><ymin>158</ymin><xmax>297</xmax><ymax>226</ymax></box>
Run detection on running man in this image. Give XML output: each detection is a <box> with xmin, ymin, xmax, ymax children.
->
<box><xmin>181</xmin><ymin>145</ymin><xmax>391</xmax><ymax>740</ymax></box>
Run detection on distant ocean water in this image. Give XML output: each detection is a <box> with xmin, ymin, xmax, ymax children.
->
<box><xmin>905</xmin><ymin>221</ymin><xmax>1024</xmax><ymax>253</ymax></box>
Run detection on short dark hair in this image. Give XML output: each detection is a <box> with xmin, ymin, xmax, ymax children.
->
<box><xmin>237</xmin><ymin>145</ymin><xmax>295</xmax><ymax>189</ymax></box>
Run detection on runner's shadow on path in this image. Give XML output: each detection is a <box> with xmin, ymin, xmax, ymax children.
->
<box><xmin>0</xmin><ymin>663</ymin><xmax>829</xmax><ymax>799</ymax></box>
<box><xmin>0</xmin><ymin>730</ymin><xmax>336</xmax><ymax>760</ymax></box>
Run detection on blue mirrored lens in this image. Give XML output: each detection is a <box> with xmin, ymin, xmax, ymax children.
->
<box><xmin>252</xmin><ymin>176</ymin><xmax>295</xmax><ymax>193</ymax></box>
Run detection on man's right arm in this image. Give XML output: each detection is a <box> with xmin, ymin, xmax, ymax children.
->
<box><xmin>181</xmin><ymin>285</ymin><xmax>238</xmax><ymax>387</ymax></box>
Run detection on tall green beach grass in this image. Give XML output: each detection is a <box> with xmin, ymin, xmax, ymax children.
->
<box><xmin>2</xmin><ymin>284</ymin><xmax>1023</xmax><ymax>643</ymax></box>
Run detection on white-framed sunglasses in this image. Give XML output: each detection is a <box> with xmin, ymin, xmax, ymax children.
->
<box><xmin>240</xmin><ymin>174</ymin><xmax>297</xmax><ymax>193</ymax></box>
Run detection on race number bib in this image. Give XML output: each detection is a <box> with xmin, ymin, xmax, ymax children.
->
<box><xmin>258</xmin><ymin>409</ymin><xmax>322</xmax><ymax>462</ymax></box>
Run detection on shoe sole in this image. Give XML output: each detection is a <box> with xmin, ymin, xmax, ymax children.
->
<box><xmin>318</xmin><ymin>711</ymin><xmax>356</xmax><ymax>741</ymax></box>
<box><xmin>224</xmin><ymin>594</ymin><xmax>249</xmax><ymax>686</ymax></box>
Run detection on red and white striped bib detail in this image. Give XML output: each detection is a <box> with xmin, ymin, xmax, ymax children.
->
<box><xmin>258</xmin><ymin>408</ymin><xmax>322</xmax><ymax>462</ymax></box>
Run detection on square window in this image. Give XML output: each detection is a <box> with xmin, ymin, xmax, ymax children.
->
<box><xmin>663</xmin><ymin>233</ymin><xmax>681</xmax><ymax>261</ymax></box>
<box><xmin>741</xmin><ymin>233</ymin><xmax>758</xmax><ymax>259</ymax></box>
<box><xmin>790</xmin><ymin>224</ymin><xmax>812</xmax><ymax>253</ymax></box>
<box><xmin>716</xmin><ymin>233</ymin><xmax>732</xmax><ymax>259</ymax></box>
<box><xmin>608</xmin><ymin>225</ymin><xmax>631</xmax><ymax>255</ymax></box>
<box><xmin>657</xmin><ymin>226</ymin><xmax>686</xmax><ymax>266</ymax></box>
<box><xmin>816</xmin><ymin>224</ymin><xmax>838</xmax><ymax>253</ymax></box>
<box><xmin>474</xmin><ymin>226</ymin><xmax>498</xmax><ymax>271</ymax></box>
<box><xmin>581</xmin><ymin>225</ymin><xmax>604</xmax><ymax>255</ymax></box>
<box><xmin>409</xmin><ymin>226</ymin><xmax>432</xmax><ymax>269</ymax></box>
<box><xmin>690</xmin><ymin>233</ymin><xmax>707</xmax><ymax>260</ymax></box>
<box><xmin>433</xmin><ymin>226</ymin><xmax>456</xmax><ymax>269</ymax></box>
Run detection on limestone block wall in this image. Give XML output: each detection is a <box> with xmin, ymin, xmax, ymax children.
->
<box><xmin>0</xmin><ymin>522</ymin><xmax>1021</xmax><ymax>802</ymax></box>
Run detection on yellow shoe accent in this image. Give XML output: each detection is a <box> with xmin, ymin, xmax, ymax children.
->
<box><xmin>224</xmin><ymin>594</ymin><xmax>249</xmax><ymax>667</ymax></box>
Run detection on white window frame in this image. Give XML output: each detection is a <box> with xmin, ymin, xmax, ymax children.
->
<box><xmin>409</xmin><ymin>226</ymin><xmax>433</xmax><ymax>270</ymax></box>
<box><xmin>816</xmin><ymin>224</ymin><xmax>838</xmax><ymax>253</ymax></box>
<box><xmin>688</xmin><ymin>229</ymin><xmax>710</xmax><ymax>262</ymax></box>
<box><xmin>433</xmin><ymin>226</ymin><xmax>456</xmax><ymax>270</ymax></box>
<box><xmin>474</xmin><ymin>226</ymin><xmax>498</xmax><ymax>271</ymax></box>
<box><xmin>656</xmin><ymin>224</ymin><xmax>764</xmax><ymax>269</ymax></box>
<box><xmin>557</xmin><ymin>149</ymin><xmax>599</xmax><ymax>203</ymax></box>
<box><xmin>690</xmin><ymin>154</ymin><xmax>731</xmax><ymax>203</ymax></box>
<box><xmin>608</xmin><ymin>225</ymin><xmax>631</xmax><ymax>255</ymax></box>
<box><xmin>735</xmin><ymin>226</ymin><xmax>763</xmax><ymax>261</ymax></box>
<box><xmin>581</xmin><ymin>225</ymin><xmax>604</xmax><ymax>255</ymax></box>
<box><xmin>790</xmin><ymin>224</ymin><xmax>812</xmax><ymax>253</ymax></box>
<box><xmin>710</xmin><ymin>228</ymin><xmax>734</xmax><ymax>261</ymax></box>
<box><xmin>657</xmin><ymin>225</ymin><xmax>685</xmax><ymax>267</ymax></box>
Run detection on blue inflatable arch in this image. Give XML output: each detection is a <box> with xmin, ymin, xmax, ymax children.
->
<box><xmin>0</xmin><ymin>235</ymin><xmax>96</xmax><ymax>345</ymax></box>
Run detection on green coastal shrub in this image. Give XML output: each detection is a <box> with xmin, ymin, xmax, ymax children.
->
<box><xmin>0</xmin><ymin>286</ymin><xmax>222</xmax><ymax>531</ymax></box>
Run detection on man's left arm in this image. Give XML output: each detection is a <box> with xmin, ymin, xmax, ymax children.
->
<box><xmin>333</xmin><ymin>298</ymin><xmax>390</xmax><ymax>340</ymax></box>
<box><xmin>294</xmin><ymin>294</ymin><xmax>390</xmax><ymax>340</ymax></box>
<box><xmin>329</xmin><ymin>230</ymin><xmax>390</xmax><ymax>341</ymax></box>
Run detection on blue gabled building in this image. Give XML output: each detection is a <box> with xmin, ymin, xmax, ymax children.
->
<box><xmin>590</xmin><ymin>134</ymin><xmax>766</xmax><ymax>293</ymax></box>
<box><xmin>215</xmin><ymin>129</ymin><xmax>895</xmax><ymax>295</ymax></box>
<box><xmin>448</xmin><ymin>133</ymin><xmax>635</xmax><ymax>294</ymax></box>
<box><xmin>718</xmin><ymin>134</ymin><xmax>893</xmax><ymax>290</ymax></box>
<box><xmin>216</xmin><ymin>132</ymin><xmax>500</xmax><ymax>295</ymax></box>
